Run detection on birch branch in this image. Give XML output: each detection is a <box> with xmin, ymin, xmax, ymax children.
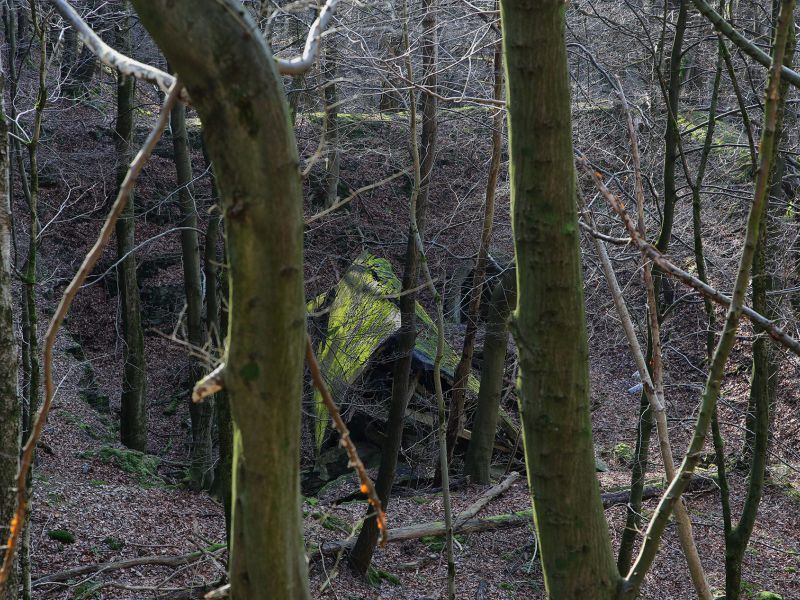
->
<box><xmin>50</xmin><ymin>0</ymin><xmax>341</xmax><ymax>102</ymax></box>
<box><xmin>275</xmin><ymin>0</ymin><xmax>341</xmax><ymax>74</ymax></box>
<box><xmin>49</xmin><ymin>0</ymin><xmax>190</xmax><ymax>103</ymax></box>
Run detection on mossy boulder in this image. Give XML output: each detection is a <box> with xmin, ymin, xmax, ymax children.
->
<box><xmin>310</xmin><ymin>252</ymin><xmax>479</xmax><ymax>448</ymax></box>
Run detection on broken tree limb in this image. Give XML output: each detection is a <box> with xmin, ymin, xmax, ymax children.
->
<box><xmin>454</xmin><ymin>471</ymin><xmax>520</xmax><ymax>528</ymax></box>
<box><xmin>192</xmin><ymin>363</ymin><xmax>225</xmax><ymax>402</ymax></box>
<box><xmin>315</xmin><ymin>475</ymin><xmax>717</xmax><ymax>556</ymax></box>
<box><xmin>32</xmin><ymin>549</ymin><xmax>225</xmax><ymax>586</ymax></box>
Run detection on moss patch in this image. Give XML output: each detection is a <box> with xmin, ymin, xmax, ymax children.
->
<box><xmin>47</xmin><ymin>529</ymin><xmax>76</xmax><ymax>544</ymax></box>
<box><xmin>366</xmin><ymin>566</ymin><xmax>400</xmax><ymax>586</ymax></box>
<box><xmin>85</xmin><ymin>447</ymin><xmax>162</xmax><ymax>485</ymax></box>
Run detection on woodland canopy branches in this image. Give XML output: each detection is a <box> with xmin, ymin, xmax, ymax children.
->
<box><xmin>0</xmin><ymin>0</ymin><xmax>799</xmax><ymax>599</ymax></box>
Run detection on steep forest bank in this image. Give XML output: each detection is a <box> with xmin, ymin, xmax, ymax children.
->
<box><xmin>1</xmin><ymin>0</ymin><xmax>799</xmax><ymax>598</ymax></box>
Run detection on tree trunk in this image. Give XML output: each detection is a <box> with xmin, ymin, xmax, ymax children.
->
<box><xmin>201</xmin><ymin>141</ymin><xmax>231</xmax><ymax>539</ymax></box>
<box><xmin>502</xmin><ymin>0</ymin><xmax>619</xmax><ymax>596</ymax></box>
<box><xmin>131</xmin><ymin>2</ymin><xmax>310</xmax><ymax>597</ymax></box>
<box><xmin>618</xmin><ymin>0</ymin><xmax>687</xmax><ymax>572</ymax></box>
<box><xmin>115</xmin><ymin>13</ymin><xmax>147</xmax><ymax>452</ymax></box>
<box><xmin>19</xmin><ymin>7</ymin><xmax>46</xmax><ymax>596</ymax></box>
<box><xmin>463</xmin><ymin>269</ymin><xmax>515</xmax><ymax>484</ymax></box>
<box><xmin>446</xmin><ymin>32</ymin><xmax>502</xmax><ymax>463</ymax></box>
<box><xmin>170</xmin><ymin>99</ymin><xmax>213</xmax><ymax>491</ymax></box>
<box><xmin>349</xmin><ymin>0</ymin><xmax>438</xmax><ymax>573</ymax></box>
<box><xmin>0</xmin><ymin>49</ymin><xmax>20</xmax><ymax>600</ymax></box>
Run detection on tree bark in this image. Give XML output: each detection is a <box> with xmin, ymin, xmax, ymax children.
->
<box><xmin>503</xmin><ymin>0</ymin><xmax>619</xmax><ymax>596</ymax></box>
<box><xmin>463</xmin><ymin>269</ymin><xmax>515</xmax><ymax>484</ymax></box>
<box><xmin>0</xmin><ymin>49</ymin><xmax>20</xmax><ymax>600</ymax></box>
<box><xmin>170</xmin><ymin>98</ymin><xmax>213</xmax><ymax>491</ymax></box>
<box><xmin>130</xmin><ymin>2</ymin><xmax>310</xmax><ymax>598</ymax></box>
<box><xmin>115</xmin><ymin>12</ymin><xmax>147</xmax><ymax>452</ymax></box>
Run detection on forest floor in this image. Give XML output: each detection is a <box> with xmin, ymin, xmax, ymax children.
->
<box><xmin>25</xmin><ymin>311</ymin><xmax>800</xmax><ymax>599</ymax></box>
<box><xmin>17</xmin><ymin>100</ymin><xmax>800</xmax><ymax>599</ymax></box>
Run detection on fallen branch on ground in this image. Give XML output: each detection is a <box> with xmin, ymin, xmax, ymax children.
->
<box><xmin>32</xmin><ymin>549</ymin><xmax>225</xmax><ymax>586</ymax></box>
<box><xmin>315</xmin><ymin>475</ymin><xmax>717</xmax><ymax>556</ymax></box>
<box><xmin>455</xmin><ymin>471</ymin><xmax>520</xmax><ymax>528</ymax></box>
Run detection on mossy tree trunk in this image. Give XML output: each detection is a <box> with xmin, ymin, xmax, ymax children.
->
<box><xmin>131</xmin><ymin>2</ymin><xmax>310</xmax><ymax>597</ymax></box>
<box><xmin>0</xmin><ymin>49</ymin><xmax>20</xmax><ymax>600</ymax></box>
<box><xmin>115</xmin><ymin>10</ymin><xmax>147</xmax><ymax>452</ymax></box>
<box><xmin>171</xmin><ymin>98</ymin><xmax>213</xmax><ymax>491</ymax></box>
<box><xmin>502</xmin><ymin>0</ymin><xmax>619</xmax><ymax>596</ymax></box>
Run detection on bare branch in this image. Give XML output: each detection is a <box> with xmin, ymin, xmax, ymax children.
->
<box><xmin>49</xmin><ymin>0</ymin><xmax>189</xmax><ymax>103</ymax></box>
<box><xmin>577</xmin><ymin>154</ymin><xmax>800</xmax><ymax>358</ymax></box>
<box><xmin>275</xmin><ymin>0</ymin><xmax>341</xmax><ymax>75</ymax></box>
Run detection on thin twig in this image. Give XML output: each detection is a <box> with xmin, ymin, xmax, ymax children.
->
<box><xmin>576</xmin><ymin>154</ymin><xmax>800</xmax><ymax>358</ymax></box>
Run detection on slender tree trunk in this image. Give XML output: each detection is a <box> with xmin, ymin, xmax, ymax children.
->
<box><xmin>621</xmin><ymin>2</ymin><xmax>794</xmax><ymax>593</ymax></box>
<box><xmin>350</xmin><ymin>0</ymin><xmax>438</xmax><ymax>573</ymax></box>
<box><xmin>202</xmin><ymin>142</ymin><xmax>231</xmax><ymax>539</ymax></box>
<box><xmin>618</xmin><ymin>0</ymin><xmax>687</xmax><ymax>571</ymax></box>
<box><xmin>170</xmin><ymin>99</ymin><xmax>213</xmax><ymax>491</ymax></box>
<box><xmin>0</xmin><ymin>49</ymin><xmax>20</xmax><ymax>600</ymax></box>
<box><xmin>131</xmin><ymin>2</ymin><xmax>310</xmax><ymax>597</ymax></box>
<box><xmin>446</xmin><ymin>31</ymin><xmax>502</xmax><ymax>463</ymax></box>
<box><xmin>322</xmin><ymin>41</ymin><xmax>340</xmax><ymax>209</ymax></box>
<box><xmin>19</xmin><ymin>7</ymin><xmax>46</xmax><ymax>596</ymax></box>
<box><xmin>722</xmin><ymin>7</ymin><xmax>794</xmax><ymax>597</ymax></box>
<box><xmin>503</xmin><ymin>0</ymin><xmax>619</xmax><ymax>596</ymax></box>
<box><xmin>463</xmin><ymin>269</ymin><xmax>515</xmax><ymax>484</ymax></box>
<box><xmin>115</xmin><ymin>12</ymin><xmax>147</xmax><ymax>452</ymax></box>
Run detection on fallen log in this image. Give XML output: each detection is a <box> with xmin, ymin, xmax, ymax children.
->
<box><xmin>455</xmin><ymin>471</ymin><xmax>520</xmax><ymax>528</ymax></box>
<box><xmin>315</xmin><ymin>474</ymin><xmax>717</xmax><ymax>557</ymax></box>
<box><xmin>32</xmin><ymin>548</ymin><xmax>225</xmax><ymax>586</ymax></box>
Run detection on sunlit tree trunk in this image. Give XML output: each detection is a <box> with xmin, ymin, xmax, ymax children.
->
<box><xmin>131</xmin><ymin>2</ymin><xmax>310</xmax><ymax>597</ymax></box>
